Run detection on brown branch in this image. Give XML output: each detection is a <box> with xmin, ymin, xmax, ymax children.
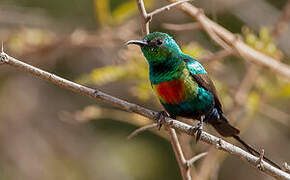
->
<box><xmin>167</xmin><ymin>0</ymin><xmax>290</xmax><ymax>80</ymax></box>
<box><xmin>0</xmin><ymin>51</ymin><xmax>289</xmax><ymax>179</ymax></box>
<box><xmin>168</xmin><ymin>128</ymin><xmax>191</xmax><ymax>180</ymax></box>
<box><xmin>135</xmin><ymin>0</ymin><xmax>149</xmax><ymax>35</ymax></box>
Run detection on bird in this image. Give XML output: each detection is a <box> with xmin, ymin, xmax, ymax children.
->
<box><xmin>126</xmin><ymin>32</ymin><xmax>280</xmax><ymax>169</ymax></box>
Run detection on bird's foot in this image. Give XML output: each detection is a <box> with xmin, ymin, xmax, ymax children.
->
<box><xmin>154</xmin><ymin>111</ymin><xmax>169</xmax><ymax>130</ymax></box>
<box><xmin>189</xmin><ymin>116</ymin><xmax>204</xmax><ymax>143</ymax></box>
<box><xmin>189</xmin><ymin>122</ymin><xmax>203</xmax><ymax>143</ymax></box>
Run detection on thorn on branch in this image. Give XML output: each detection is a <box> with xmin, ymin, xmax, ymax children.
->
<box><xmin>283</xmin><ymin>162</ymin><xmax>290</xmax><ymax>173</ymax></box>
<box><xmin>215</xmin><ymin>138</ymin><xmax>222</xmax><ymax>150</ymax></box>
<box><xmin>0</xmin><ymin>43</ymin><xmax>8</xmax><ymax>64</ymax></box>
<box><xmin>257</xmin><ymin>149</ymin><xmax>265</xmax><ymax>171</ymax></box>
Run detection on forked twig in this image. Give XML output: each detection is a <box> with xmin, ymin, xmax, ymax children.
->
<box><xmin>136</xmin><ymin>0</ymin><xmax>191</xmax><ymax>35</ymax></box>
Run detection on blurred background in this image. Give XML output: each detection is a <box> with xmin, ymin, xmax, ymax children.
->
<box><xmin>0</xmin><ymin>0</ymin><xmax>289</xmax><ymax>179</ymax></box>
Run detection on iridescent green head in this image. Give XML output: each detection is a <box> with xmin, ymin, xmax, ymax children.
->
<box><xmin>126</xmin><ymin>32</ymin><xmax>182</xmax><ymax>64</ymax></box>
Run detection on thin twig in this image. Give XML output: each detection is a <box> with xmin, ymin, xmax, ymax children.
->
<box><xmin>127</xmin><ymin>123</ymin><xmax>158</xmax><ymax>139</ymax></box>
<box><xmin>162</xmin><ymin>22</ymin><xmax>202</xmax><ymax>31</ymax></box>
<box><xmin>187</xmin><ymin>152</ymin><xmax>208</xmax><ymax>168</ymax></box>
<box><xmin>0</xmin><ymin>53</ymin><xmax>289</xmax><ymax>179</ymax></box>
<box><xmin>148</xmin><ymin>0</ymin><xmax>191</xmax><ymax>18</ymax></box>
<box><xmin>135</xmin><ymin>0</ymin><xmax>149</xmax><ymax>35</ymax></box>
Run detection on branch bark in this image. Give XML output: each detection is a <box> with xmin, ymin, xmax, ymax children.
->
<box><xmin>168</xmin><ymin>128</ymin><xmax>191</xmax><ymax>180</ymax></box>
<box><xmin>1</xmin><ymin>51</ymin><xmax>289</xmax><ymax>180</ymax></box>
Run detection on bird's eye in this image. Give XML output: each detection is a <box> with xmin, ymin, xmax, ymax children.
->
<box><xmin>156</xmin><ymin>39</ymin><xmax>163</xmax><ymax>46</ymax></box>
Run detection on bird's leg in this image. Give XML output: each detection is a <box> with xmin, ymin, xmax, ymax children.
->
<box><xmin>196</xmin><ymin>116</ymin><xmax>204</xmax><ymax>142</ymax></box>
<box><xmin>203</xmin><ymin>108</ymin><xmax>218</xmax><ymax>123</ymax></box>
<box><xmin>154</xmin><ymin>111</ymin><xmax>169</xmax><ymax>130</ymax></box>
<box><xmin>189</xmin><ymin>115</ymin><xmax>204</xmax><ymax>143</ymax></box>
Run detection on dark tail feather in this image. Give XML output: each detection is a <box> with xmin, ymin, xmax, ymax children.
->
<box><xmin>208</xmin><ymin>109</ymin><xmax>281</xmax><ymax>169</ymax></box>
<box><xmin>233</xmin><ymin>135</ymin><xmax>281</xmax><ymax>170</ymax></box>
<box><xmin>209</xmin><ymin>110</ymin><xmax>240</xmax><ymax>137</ymax></box>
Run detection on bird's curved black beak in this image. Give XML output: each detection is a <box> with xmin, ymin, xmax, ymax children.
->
<box><xmin>125</xmin><ymin>40</ymin><xmax>148</xmax><ymax>46</ymax></box>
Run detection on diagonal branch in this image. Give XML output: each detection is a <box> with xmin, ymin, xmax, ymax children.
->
<box><xmin>167</xmin><ymin>0</ymin><xmax>290</xmax><ymax>80</ymax></box>
<box><xmin>0</xmin><ymin>51</ymin><xmax>289</xmax><ymax>180</ymax></box>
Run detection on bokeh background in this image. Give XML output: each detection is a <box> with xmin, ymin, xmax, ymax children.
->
<box><xmin>0</xmin><ymin>0</ymin><xmax>289</xmax><ymax>179</ymax></box>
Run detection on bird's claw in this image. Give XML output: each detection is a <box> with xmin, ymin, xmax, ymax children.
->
<box><xmin>154</xmin><ymin>111</ymin><xmax>168</xmax><ymax>130</ymax></box>
<box><xmin>189</xmin><ymin>122</ymin><xmax>203</xmax><ymax>143</ymax></box>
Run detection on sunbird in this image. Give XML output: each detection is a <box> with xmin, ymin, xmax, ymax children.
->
<box><xmin>126</xmin><ymin>32</ymin><xmax>280</xmax><ymax>169</ymax></box>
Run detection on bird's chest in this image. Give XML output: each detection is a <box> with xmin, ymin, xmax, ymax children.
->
<box><xmin>152</xmin><ymin>72</ymin><xmax>199</xmax><ymax>104</ymax></box>
<box><xmin>152</xmin><ymin>79</ymin><xmax>186</xmax><ymax>104</ymax></box>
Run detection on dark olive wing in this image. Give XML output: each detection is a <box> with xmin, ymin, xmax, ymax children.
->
<box><xmin>191</xmin><ymin>73</ymin><xmax>222</xmax><ymax>110</ymax></box>
<box><xmin>184</xmin><ymin>58</ymin><xmax>223</xmax><ymax>111</ymax></box>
